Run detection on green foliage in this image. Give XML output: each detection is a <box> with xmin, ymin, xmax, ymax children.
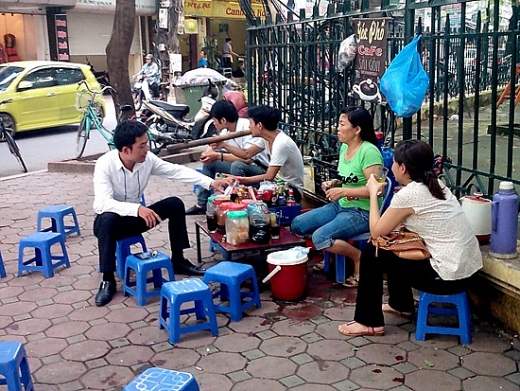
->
<box><xmin>202</xmin><ymin>35</ymin><xmax>221</xmax><ymax>69</ymax></box>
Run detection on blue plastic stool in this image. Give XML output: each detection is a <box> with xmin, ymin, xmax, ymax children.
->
<box><xmin>18</xmin><ymin>232</ymin><xmax>70</xmax><ymax>278</ymax></box>
<box><xmin>159</xmin><ymin>278</ymin><xmax>219</xmax><ymax>344</ymax></box>
<box><xmin>36</xmin><ymin>205</ymin><xmax>81</xmax><ymax>239</ymax></box>
<box><xmin>0</xmin><ymin>341</ymin><xmax>34</xmax><ymax>391</ymax></box>
<box><xmin>203</xmin><ymin>261</ymin><xmax>261</xmax><ymax>322</ymax></box>
<box><xmin>0</xmin><ymin>251</ymin><xmax>6</xmax><ymax>278</ymax></box>
<box><xmin>115</xmin><ymin>235</ymin><xmax>148</xmax><ymax>279</ymax></box>
<box><xmin>123</xmin><ymin>252</ymin><xmax>175</xmax><ymax>306</ymax></box>
<box><xmin>415</xmin><ymin>291</ymin><xmax>472</xmax><ymax>344</ymax></box>
<box><xmin>323</xmin><ymin>252</ymin><xmax>347</xmax><ymax>284</ymax></box>
<box><xmin>124</xmin><ymin>367</ymin><xmax>199</xmax><ymax>391</ymax></box>
<box><xmin>209</xmin><ymin>239</ymin><xmax>230</xmax><ymax>261</ymax></box>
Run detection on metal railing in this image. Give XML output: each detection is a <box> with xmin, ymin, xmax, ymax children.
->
<box><xmin>243</xmin><ymin>0</ymin><xmax>520</xmax><ymax>197</ymax></box>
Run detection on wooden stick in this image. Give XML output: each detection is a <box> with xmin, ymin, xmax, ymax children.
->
<box><xmin>166</xmin><ymin>129</ymin><xmax>252</xmax><ymax>153</ymax></box>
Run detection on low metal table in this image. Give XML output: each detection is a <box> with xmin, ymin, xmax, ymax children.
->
<box><xmin>195</xmin><ymin>221</ymin><xmax>306</xmax><ymax>263</ymax></box>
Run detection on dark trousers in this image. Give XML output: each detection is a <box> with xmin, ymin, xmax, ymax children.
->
<box><xmin>93</xmin><ymin>197</ymin><xmax>189</xmax><ymax>273</ymax></box>
<box><xmin>354</xmin><ymin>243</ymin><xmax>472</xmax><ymax>327</ymax></box>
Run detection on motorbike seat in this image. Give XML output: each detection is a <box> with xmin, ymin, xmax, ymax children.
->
<box><xmin>151</xmin><ymin>100</ymin><xmax>190</xmax><ymax>118</ymax></box>
<box><xmin>120</xmin><ymin>105</ymin><xmax>133</xmax><ymax>113</ymax></box>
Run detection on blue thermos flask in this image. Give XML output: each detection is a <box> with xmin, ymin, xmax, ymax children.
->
<box><xmin>490</xmin><ymin>182</ymin><xmax>519</xmax><ymax>259</ymax></box>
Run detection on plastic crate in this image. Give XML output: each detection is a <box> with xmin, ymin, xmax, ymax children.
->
<box><xmin>269</xmin><ymin>204</ymin><xmax>302</xmax><ymax>226</ymax></box>
<box><xmin>313</xmin><ymin>155</ymin><xmax>340</xmax><ymax>199</ymax></box>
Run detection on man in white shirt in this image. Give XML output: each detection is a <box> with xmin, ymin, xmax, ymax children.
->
<box><xmin>93</xmin><ymin>121</ymin><xmax>231</xmax><ymax>306</ymax></box>
<box><xmin>186</xmin><ymin>100</ymin><xmax>270</xmax><ymax>215</ymax></box>
<box><xmin>213</xmin><ymin>105</ymin><xmax>304</xmax><ymax>201</ymax></box>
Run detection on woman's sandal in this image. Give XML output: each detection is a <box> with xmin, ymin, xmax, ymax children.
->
<box><xmin>338</xmin><ymin>321</ymin><xmax>385</xmax><ymax>337</ymax></box>
<box><xmin>342</xmin><ymin>275</ymin><xmax>359</xmax><ymax>288</ymax></box>
<box><xmin>382</xmin><ymin>303</ymin><xmax>413</xmax><ymax>318</ymax></box>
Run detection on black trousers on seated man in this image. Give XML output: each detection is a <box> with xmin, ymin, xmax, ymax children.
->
<box><xmin>94</xmin><ymin>196</ymin><xmax>202</xmax><ymax>277</ymax></box>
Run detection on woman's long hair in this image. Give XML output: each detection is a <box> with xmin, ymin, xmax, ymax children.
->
<box><xmin>340</xmin><ymin>106</ymin><xmax>378</xmax><ymax>147</ymax></box>
<box><xmin>394</xmin><ymin>140</ymin><xmax>446</xmax><ymax>200</ymax></box>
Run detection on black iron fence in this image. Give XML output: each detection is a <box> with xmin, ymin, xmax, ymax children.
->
<box><xmin>242</xmin><ymin>0</ymin><xmax>520</xmax><ymax>197</ymax></box>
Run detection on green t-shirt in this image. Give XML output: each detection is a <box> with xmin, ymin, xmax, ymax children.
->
<box><xmin>337</xmin><ymin>141</ymin><xmax>383</xmax><ymax>210</ymax></box>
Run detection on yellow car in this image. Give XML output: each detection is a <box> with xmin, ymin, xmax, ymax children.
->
<box><xmin>0</xmin><ymin>61</ymin><xmax>106</xmax><ymax>134</ymax></box>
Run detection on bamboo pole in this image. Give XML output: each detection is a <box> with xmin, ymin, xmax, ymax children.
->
<box><xmin>166</xmin><ymin>130</ymin><xmax>251</xmax><ymax>153</ymax></box>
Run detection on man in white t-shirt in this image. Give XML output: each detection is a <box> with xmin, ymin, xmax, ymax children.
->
<box><xmin>186</xmin><ymin>100</ymin><xmax>270</xmax><ymax>215</ymax></box>
<box><xmin>213</xmin><ymin>105</ymin><xmax>304</xmax><ymax>202</ymax></box>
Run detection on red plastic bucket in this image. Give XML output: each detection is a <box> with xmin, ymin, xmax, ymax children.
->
<box><xmin>263</xmin><ymin>250</ymin><xmax>308</xmax><ymax>301</ymax></box>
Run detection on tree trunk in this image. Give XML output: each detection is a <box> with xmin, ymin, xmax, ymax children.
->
<box><xmin>106</xmin><ymin>0</ymin><xmax>136</xmax><ymax>112</ymax></box>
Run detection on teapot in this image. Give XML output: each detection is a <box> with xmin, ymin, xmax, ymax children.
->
<box><xmin>460</xmin><ymin>192</ymin><xmax>492</xmax><ymax>244</ymax></box>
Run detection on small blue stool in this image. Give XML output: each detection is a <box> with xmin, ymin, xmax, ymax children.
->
<box><xmin>18</xmin><ymin>232</ymin><xmax>70</xmax><ymax>278</ymax></box>
<box><xmin>36</xmin><ymin>205</ymin><xmax>81</xmax><ymax>239</ymax></box>
<box><xmin>323</xmin><ymin>252</ymin><xmax>347</xmax><ymax>284</ymax></box>
<box><xmin>124</xmin><ymin>367</ymin><xmax>199</xmax><ymax>391</ymax></box>
<box><xmin>0</xmin><ymin>341</ymin><xmax>34</xmax><ymax>391</ymax></box>
<box><xmin>415</xmin><ymin>291</ymin><xmax>472</xmax><ymax>344</ymax></box>
<box><xmin>0</xmin><ymin>251</ymin><xmax>6</xmax><ymax>278</ymax></box>
<box><xmin>159</xmin><ymin>278</ymin><xmax>219</xmax><ymax>344</ymax></box>
<box><xmin>115</xmin><ymin>235</ymin><xmax>148</xmax><ymax>279</ymax></box>
<box><xmin>203</xmin><ymin>261</ymin><xmax>261</xmax><ymax>322</ymax></box>
<box><xmin>123</xmin><ymin>252</ymin><xmax>175</xmax><ymax>306</ymax></box>
<box><xmin>193</xmin><ymin>167</ymin><xmax>204</xmax><ymax>193</ymax></box>
<box><xmin>209</xmin><ymin>239</ymin><xmax>230</xmax><ymax>261</ymax></box>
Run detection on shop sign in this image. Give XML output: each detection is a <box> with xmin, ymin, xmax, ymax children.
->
<box><xmin>55</xmin><ymin>14</ymin><xmax>70</xmax><ymax>62</ymax></box>
<box><xmin>183</xmin><ymin>0</ymin><xmax>265</xmax><ymax>19</ymax></box>
<box><xmin>352</xmin><ymin>17</ymin><xmax>389</xmax><ymax>103</ymax></box>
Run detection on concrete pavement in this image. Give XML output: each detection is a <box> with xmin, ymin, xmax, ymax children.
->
<box><xmin>1</xmin><ymin>163</ymin><xmax>520</xmax><ymax>391</ymax></box>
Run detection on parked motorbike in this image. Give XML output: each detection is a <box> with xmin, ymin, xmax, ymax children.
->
<box><xmin>139</xmin><ymin>79</ymin><xmax>219</xmax><ymax>145</ymax></box>
<box><xmin>86</xmin><ymin>57</ymin><xmax>110</xmax><ymax>92</ymax></box>
<box><xmin>132</xmin><ymin>75</ymin><xmax>154</xmax><ymax>111</ymax></box>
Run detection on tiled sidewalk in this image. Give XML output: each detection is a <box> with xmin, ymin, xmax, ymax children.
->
<box><xmin>0</xmin><ymin>167</ymin><xmax>519</xmax><ymax>391</ymax></box>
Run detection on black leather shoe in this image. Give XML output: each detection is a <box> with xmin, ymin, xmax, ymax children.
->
<box><xmin>186</xmin><ymin>205</ymin><xmax>206</xmax><ymax>215</ymax></box>
<box><xmin>95</xmin><ymin>281</ymin><xmax>117</xmax><ymax>307</ymax></box>
<box><xmin>176</xmin><ymin>259</ymin><xmax>206</xmax><ymax>276</ymax></box>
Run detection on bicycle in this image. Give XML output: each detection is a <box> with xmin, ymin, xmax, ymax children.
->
<box><xmin>0</xmin><ymin>99</ymin><xmax>27</xmax><ymax>173</ymax></box>
<box><xmin>75</xmin><ymin>81</ymin><xmax>161</xmax><ymax>159</ymax></box>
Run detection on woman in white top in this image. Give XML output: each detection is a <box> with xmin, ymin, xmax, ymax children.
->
<box><xmin>339</xmin><ymin>140</ymin><xmax>483</xmax><ymax>337</ymax></box>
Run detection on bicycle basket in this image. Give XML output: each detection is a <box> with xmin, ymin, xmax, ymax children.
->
<box><xmin>76</xmin><ymin>91</ymin><xmax>92</xmax><ymax>111</ymax></box>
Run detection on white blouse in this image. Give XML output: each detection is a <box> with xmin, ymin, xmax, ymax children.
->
<box><xmin>390</xmin><ymin>181</ymin><xmax>483</xmax><ymax>280</ymax></box>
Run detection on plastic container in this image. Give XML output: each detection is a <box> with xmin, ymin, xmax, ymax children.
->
<box><xmin>490</xmin><ymin>182</ymin><xmax>519</xmax><ymax>259</ymax></box>
<box><xmin>248</xmin><ymin>202</ymin><xmax>271</xmax><ymax>243</ymax></box>
<box><xmin>178</xmin><ymin>81</ymin><xmax>224</xmax><ymax>118</ymax></box>
<box><xmin>216</xmin><ymin>202</ymin><xmax>246</xmax><ymax>234</ymax></box>
<box><xmin>263</xmin><ymin>248</ymin><xmax>308</xmax><ymax>301</ymax></box>
<box><xmin>460</xmin><ymin>192</ymin><xmax>491</xmax><ymax>244</ymax></box>
<box><xmin>225</xmin><ymin>211</ymin><xmax>249</xmax><ymax>245</ymax></box>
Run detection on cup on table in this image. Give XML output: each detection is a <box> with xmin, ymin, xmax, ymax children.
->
<box><xmin>270</xmin><ymin>212</ymin><xmax>281</xmax><ymax>240</ymax></box>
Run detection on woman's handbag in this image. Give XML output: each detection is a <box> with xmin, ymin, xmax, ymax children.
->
<box><xmin>370</xmin><ymin>229</ymin><xmax>431</xmax><ymax>260</ymax></box>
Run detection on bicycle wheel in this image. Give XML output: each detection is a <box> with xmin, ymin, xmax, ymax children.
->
<box><xmin>5</xmin><ymin>131</ymin><xmax>27</xmax><ymax>173</ymax></box>
<box><xmin>76</xmin><ymin>115</ymin><xmax>90</xmax><ymax>159</ymax></box>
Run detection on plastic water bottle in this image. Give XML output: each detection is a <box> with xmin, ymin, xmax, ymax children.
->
<box><xmin>490</xmin><ymin>182</ymin><xmax>519</xmax><ymax>259</ymax></box>
<box><xmin>375</xmin><ymin>131</ymin><xmax>384</xmax><ymax>150</ymax></box>
<box><xmin>206</xmin><ymin>196</ymin><xmax>217</xmax><ymax>233</ymax></box>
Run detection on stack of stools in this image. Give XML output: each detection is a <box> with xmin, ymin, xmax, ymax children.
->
<box><xmin>0</xmin><ymin>341</ymin><xmax>34</xmax><ymax>391</ymax></box>
<box><xmin>115</xmin><ymin>235</ymin><xmax>148</xmax><ymax>279</ymax></box>
<box><xmin>0</xmin><ymin>251</ymin><xmax>6</xmax><ymax>278</ymax></box>
<box><xmin>36</xmin><ymin>204</ymin><xmax>81</xmax><ymax>239</ymax></box>
<box><xmin>159</xmin><ymin>278</ymin><xmax>218</xmax><ymax>344</ymax></box>
<box><xmin>415</xmin><ymin>291</ymin><xmax>472</xmax><ymax>344</ymax></box>
<box><xmin>203</xmin><ymin>261</ymin><xmax>261</xmax><ymax>322</ymax></box>
<box><xmin>124</xmin><ymin>367</ymin><xmax>199</xmax><ymax>391</ymax></box>
<box><xmin>18</xmin><ymin>232</ymin><xmax>70</xmax><ymax>278</ymax></box>
<box><xmin>123</xmin><ymin>251</ymin><xmax>175</xmax><ymax>306</ymax></box>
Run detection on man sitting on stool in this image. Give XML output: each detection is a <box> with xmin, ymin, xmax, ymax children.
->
<box><xmin>186</xmin><ymin>100</ymin><xmax>270</xmax><ymax>215</ymax></box>
<box><xmin>93</xmin><ymin>121</ymin><xmax>231</xmax><ymax>306</ymax></box>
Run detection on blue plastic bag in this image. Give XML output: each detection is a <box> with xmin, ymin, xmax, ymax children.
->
<box><xmin>380</xmin><ymin>35</ymin><xmax>429</xmax><ymax>118</ymax></box>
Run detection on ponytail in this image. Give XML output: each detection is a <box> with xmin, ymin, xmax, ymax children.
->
<box><xmin>422</xmin><ymin>170</ymin><xmax>446</xmax><ymax>200</ymax></box>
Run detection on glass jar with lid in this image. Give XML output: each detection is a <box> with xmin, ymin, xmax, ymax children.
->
<box><xmin>216</xmin><ymin>202</ymin><xmax>247</xmax><ymax>234</ymax></box>
<box><xmin>226</xmin><ymin>210</ymin><xmax>249</xmax><ymax>245</ymax></box>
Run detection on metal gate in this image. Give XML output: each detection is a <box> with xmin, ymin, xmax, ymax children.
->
<box><xmin>241</xmin><ymin>0</ymin><xmax>520</xmax><ymax>197</ymax></box>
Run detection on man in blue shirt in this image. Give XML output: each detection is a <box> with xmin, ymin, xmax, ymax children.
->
<box><xmin>136</xmin><ymin>54</ymin><xmax>160</xmax><ymax>99</ymax></box>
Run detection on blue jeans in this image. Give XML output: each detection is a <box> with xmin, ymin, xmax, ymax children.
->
<box><xmin>197</xmin><ymin>160</ymin><xmax>265</xmax><ymax>206</ymax></box>
<box><xmin>290</xmin><ymin>201</ymin><xmax>369</xmax><ymax>250</ymax></box>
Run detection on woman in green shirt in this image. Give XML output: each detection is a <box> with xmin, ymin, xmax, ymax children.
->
<box><xmin>291</xmin><ymin>107</ymin><xmax>383</xmax><ymax>287</ymax></box>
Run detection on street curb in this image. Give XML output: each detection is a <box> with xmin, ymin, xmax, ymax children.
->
<box><xmin>47</xmin><ymin>147</ymin><xmax>205</xmax><ymax>174</ymax></box>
